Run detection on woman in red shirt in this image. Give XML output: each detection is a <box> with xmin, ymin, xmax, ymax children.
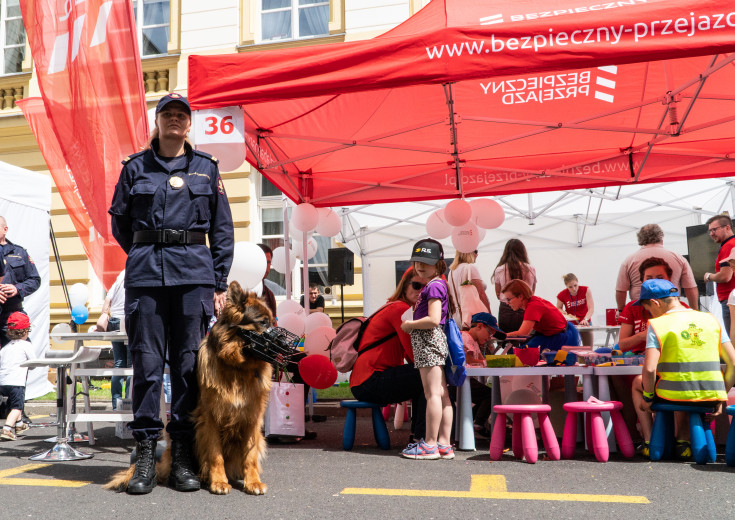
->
<box><xmin>350</xmin><ymin>267</ymin><xmax>429</xmax><ymax>441</ymax></box>
<box><xmin>556</xmin><ymin>273</ymin><xmax>594</xmax><ymax>346</ymax></box>
<box><xmin>502</xmin><ymin>279</ymin><xmax>581</xmax><ymax>351</ymax></box>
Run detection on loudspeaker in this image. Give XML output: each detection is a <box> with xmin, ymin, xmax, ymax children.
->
<box><xmin>328</xmin><ymin>248</ymin><xmax>354</xmax><ymax>286</ymax></box>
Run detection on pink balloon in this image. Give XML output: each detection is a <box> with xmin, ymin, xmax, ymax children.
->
<box><xmin>451</xmin><ymin>221</ymin><xmax>480</xmax><ymax>253</ymax></box>
<box><xmin>298</xmin><ymin>355</ymin><xmax>338</xmax><ymax>389</ymax></box>
<box><xmin>278</xmin><ymin>313</ymin><xmax>305</xmax><ymax>336</ymax></box>
<box><xmin>426</xmin><ymin>209</ymin><xmax>452</xmax><ymax>239</ymax></box>
<box><xmin>470</xmin><ymin>198</ymin><xmax>505</xmax><ymax>229</ymax></box>
<box><xmin>304</xmin><ymin>326</ymin><xmax>336</xmax><ymax>356</ymax></box>
<box><xmin>315</xmin><ymin>208</ymin><xmax>342</xmax><ymax>237</ymax></box>
<box><xmin>291</xmin><ymin>203</ymin><xmax>319</xmax><ymax>232</ymax></box>
<box><xmin>444</xmin><ymin>199</ymin><xmax>472</xmax><ymax>226</ymax></box>
<box><xmin>305</xmin><ymin>312</ymin><xmax>333</xmax><ymax>334</ymax></box>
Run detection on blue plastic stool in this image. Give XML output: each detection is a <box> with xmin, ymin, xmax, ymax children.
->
<box><xmin>340</xmin><ymin>400</ymin><xmax>390</xmax><ymax>451</ymax></box>
<box><xmin>726</xmin><ymin>405</ymin><xmax>735</xmax><ymax>467</ymax></box>
<box><xmin>649</xmin><ymin>402</ymin><xmax>717</xmax><ymax>464</ymax></box>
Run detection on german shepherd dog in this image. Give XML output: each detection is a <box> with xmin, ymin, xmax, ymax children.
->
<box><xmin>107</xmin><ymin>281</ymin><xmax>273</xmax><ymax>495</ymax></box>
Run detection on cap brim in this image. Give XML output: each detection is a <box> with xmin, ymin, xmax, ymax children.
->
<box><xmin>408</xmin><ymin>255</ymin><xmax>438</xmax><ymax>265</ymax></box>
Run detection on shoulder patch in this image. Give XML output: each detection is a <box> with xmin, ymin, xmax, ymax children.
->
<box><xmin>121</xmin><ymin>150</ymin><xmax>146</xmax><ymax>165</ymax></box>
<box><xmin>192</xmin><ymin>149</ymin><xmax>218</xmax><ymax>164</ymax></box>
<box><xmin>217</xmin><ymin>177</ymin><xmax>225</xmax><ymax>195</ymax></box>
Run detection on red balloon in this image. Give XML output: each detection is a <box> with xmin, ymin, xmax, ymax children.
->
<box><xmin>298</xmin><ymin>354</ymin><xmax>338</xmax><ymax>390</ymax></box>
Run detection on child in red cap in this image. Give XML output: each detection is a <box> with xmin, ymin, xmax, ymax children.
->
<box><xmin>0</xmin><ymin>312</ymin><xmax>34</xmax><ymax>441</ymax></box>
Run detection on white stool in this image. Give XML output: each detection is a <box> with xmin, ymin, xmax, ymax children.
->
<box><xmin>21</xmin><ymin>347</ymin><xmax>100</xmax><ymax>461</ymax></box>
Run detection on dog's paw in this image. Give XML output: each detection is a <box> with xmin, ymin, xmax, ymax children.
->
<box><xmin>209</xmin><ymin>481</ymin><xmax>232</xmax><ymax>495</ymax></box>
<box><xmin>245</xmin><ymin>481</ymin><xmax>268</xmax><ymax>495</ymax></box>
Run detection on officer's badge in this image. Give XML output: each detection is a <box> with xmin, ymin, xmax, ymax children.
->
<box><xmin>170</xmin><ymin>176</ymin><xmax>185</xmax><ymax>189</ymax></box>
<box><xmin>217</xmin><ymin>177</ymin><xmax>225</xmax><ymax>195</ymax></box>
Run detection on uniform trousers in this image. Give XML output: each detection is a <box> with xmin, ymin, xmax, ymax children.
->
<box><xmin>125</xmin><ymin>285</ymin><xmax>214</xmax><ymax>441</ymax></box>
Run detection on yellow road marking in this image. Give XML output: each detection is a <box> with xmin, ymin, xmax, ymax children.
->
<box><xmin>28</xmin><ymin>415</ymin><xmax>49</xmax><ymax>420</ymax></box>
<box><xmin>0</xmin><ymin>463</ymin><xmax>90</xmax><ymax>488</ymax></box>
<box><xmin>342</xmin><ymin>475</ymin><xmax>649</xmax><ymax>504</ymax></box>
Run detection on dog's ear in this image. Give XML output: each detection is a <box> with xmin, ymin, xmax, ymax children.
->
<box><xmin>227</xmin><ymin>281</ymin><xmax>244</xmax><ymax>303</ymax></box>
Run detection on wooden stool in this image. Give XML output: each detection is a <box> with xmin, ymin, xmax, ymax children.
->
<box><xmin>340</xmin><ymin>401</ymin><xmax>390</xmax><ymax>451</ymax></box>
<box><xmin>489</xmin><ymin>404</ymin><xmax>559</xmax><ymax>464</ymax></box>
<box><xmin>562</xmin><ymin>399</ymin><xmax>633</xmax><ymax>462</ymax></box>
<box><xmin>649</xmin><ymin>402</ymin><xmax>717</xmax><ymax>464</ymax></box>
<box><xmin>726</xmin><ymin>405</ymin><xmax>735</xmax><ymax>467</ymax></box>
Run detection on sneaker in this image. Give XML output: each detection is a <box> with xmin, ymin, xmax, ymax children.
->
<box><xmin>401</xmin><ymin>439</ymin><xmax>440</xmax><ymax>460</ymax></box>
<box><xmin>636</xmin><ymin>441</ymin><xmax>649</xmax><ymax>458</ymax></box>
<box><xmin>0</xmin><ymin>429</ymin><xmax>17</xmax><ymax>441</ymax></box>
<box><xmin>674</xmin><ymin>440</ymin><xmax>691</xmax><ymax>461</ymax></box>
<box><xmin>15</xmin><ymin>423</ymin><xmax>30</xmax><ymax>434</ymax></box>
<box><xmin>437</xmin><ymin>443</ymin><xmax>455</xmax><ymax>460</ymax></box>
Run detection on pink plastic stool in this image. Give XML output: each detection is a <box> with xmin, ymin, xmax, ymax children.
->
<box><xmin>489</xmin><ymin>404</ymin><xmax>560</xmax><ymax>464</ymax></box>
<box><xmin>561</xmin><ymin>399</ymin><xmax>634</xmax><ymax>462</ymax></box>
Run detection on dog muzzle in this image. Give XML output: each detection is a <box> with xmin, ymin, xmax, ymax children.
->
<box><xmin>235</xmin><ymin>326</ymin><xmax>301</xmax><ymax>369</ymax></box>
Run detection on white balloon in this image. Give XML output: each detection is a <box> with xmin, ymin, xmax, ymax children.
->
<box><xmin>451</xmin><ymin>221</ymin><xmax>481</xmax><ymax>253</ymax></box>
<box><xmin>228</xmin><ymin>242</ymin><xmax>267</xmax><ymax>290</ymax></box>
<box><xmin>470</xmin><ymin>198</ymin><xmax>505</xmax><ymax>229</ymax></box>
<box><xmin>315</xmin><ymin>208</ymin><xmax>341</xmax><ymax>237</ymax></box>
<box><xmin>196</xmin><ymin>142</ymin><xmax>246</xmax><ymax>172</ymax></box>
<box><xmin>444</xmin><ymin>199</ymin><xmax>472</xmax><ymax>226</ymax></box>
<box><xmin>278</xmin><ymin>299</ymin><xmax>305</xmax><ymax>317</ymax></box>
<box><xmin>305</xmin><ymin>312</ymin><xmax>333</xmax><ymax>334</ymax></box>
<box><xmin>304</xmin><ymin>326</ymin><xmax>336</xmax><ymax>356</ymax></box>
<box><xmin>278</xmin><ymin>312</ymin><xmax>305</xmax><ymax>337</ymax></box>
<box><xmin>290</xmin><ymin>203</ymin><xmax>319</xmax><ymax>232</ymax></box>
<box><xmin>51</xmin><ymin>322</ymin><xmax>72</xmax><ymax>336</ymax></box>
<box><xmin>293</xmin><ymin>237</ymin><xmax>318</xmax><ymax>260</ymax></box>
<box><xmin>253</xmin><ymin>281</ymin><xmax>263</xmax><ymax>297</ymax></box>
<box><xmin>271</xmin><ymin>246</ymin><xmax>297</xmax><ymax>274</ymax></box>
<box><xmin>68</xmin><ymin>283</ymin><xmax>89</xmax><ymax>308</ymax></box>
<box><xmin>425</xmin><ymin>209</ymin><xmax>453</xmax><ymax>239</ymax></box>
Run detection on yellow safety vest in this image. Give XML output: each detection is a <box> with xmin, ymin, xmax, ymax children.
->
<box><xmin>649</xmin><ymin>309</ymin><xmax>727</xmax><ymax>402</ymax></box>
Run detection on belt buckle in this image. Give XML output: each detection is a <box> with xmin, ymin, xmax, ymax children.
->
<box><xmin>164</xmin><ymin>229</ymin><xmax>185</xmax><ymax>244</ymax></box>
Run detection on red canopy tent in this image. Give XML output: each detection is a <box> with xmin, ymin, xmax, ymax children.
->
<box><xmin>188</xmin><ymin>0</ymin><xmax>735</xmax><ymax>206</ymax></box>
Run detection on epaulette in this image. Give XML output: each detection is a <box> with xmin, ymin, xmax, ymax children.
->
<box><xmin>193</xmin><ymin>149</ymin><xmax>219</xmax><ymax>164</ymax></box>
<box><xmin>122</xmin><ymin>150</ymin><xmax>146</xmax><ymax>165</ymax></box>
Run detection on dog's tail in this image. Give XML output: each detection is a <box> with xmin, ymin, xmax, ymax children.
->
<box><xmin>104</xmin><ymin>465</ymin><xmax>136</xmax><ymax>492</ymax></box>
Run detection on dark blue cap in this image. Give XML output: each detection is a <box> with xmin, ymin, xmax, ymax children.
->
<box><xmin>155</xmin><ymin>93</ymin><xmax>190</xmax><ymax>115</ymax></box>
<box><xmin>471</xmin><ymin>312</ymin><xmax>503</xmax><ymax>333</ymax></box>
<box><xmin>633</xmin><ymin>279</ymin><xmax>679</xmax><ymax>305</ymax></box>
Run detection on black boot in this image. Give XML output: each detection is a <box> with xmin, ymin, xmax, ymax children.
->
<box><xmin>127</xmin><ymin>439</ymin><xmax>157</xmax><ymax>495</ymax></box>
<box><xmin>169</xmin><ymin>440</ymin><xmax>200</xmax><ymax>492</ymax></box>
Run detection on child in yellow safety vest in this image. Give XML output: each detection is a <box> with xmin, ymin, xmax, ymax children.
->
<box><xmin>631</xmin><ymin>279</ymin><xmax>735</xmax><ymax>459</ymax></box>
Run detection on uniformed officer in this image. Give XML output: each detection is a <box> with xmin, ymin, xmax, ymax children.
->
<box><xmin>0</xmin><ymin>216</ymin><xmax>41</xmax><ymax>346</ymax></box>
<box><xmin>109</xmin><ymin>93</ymin><xmax>234</xmax><ymax>495</ymax></box>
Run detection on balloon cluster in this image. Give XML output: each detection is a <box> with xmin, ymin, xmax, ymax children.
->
<box><xmin>68</xmin><ymin>283</ymin><xmax>89</xmax><ymax>325</ymax></box>
<box><xmin>276</xmin><ymin>300</ymin><xmax>338</xmax><ymax>389</ymax></box>
<box><xmin>425</xmin><ymin>198</ymin><xmax>505</xmax><ymax>253</ymax></box>
<box><xmin>270</xmin><ymin>203</ymin><xmax>341</xmax><ymax>274</ymax></box>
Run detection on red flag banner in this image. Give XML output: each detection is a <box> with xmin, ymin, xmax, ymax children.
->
<box><xmin>19</xmin><ymin>0</ymin><xmax>148</xmax><ymax>288</ymax></box>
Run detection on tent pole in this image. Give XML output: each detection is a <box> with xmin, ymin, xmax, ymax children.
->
<box><xmin>49</xmin><ymin>220</ymin><xmax>71</xmax><ymax>312</ymax></box>
<box><xmin>283</xmin><ymin>197</ymin><xmax>292</xmax><ymax>299</ymax></box>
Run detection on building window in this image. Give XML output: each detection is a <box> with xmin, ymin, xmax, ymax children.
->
<box><xmin>260</xmin><ymin>0</ymin><xmax>329</xmax><ymax>42</ymax></box>
<box><xmin>133</xmin><ymin>0</ymin><xmax>170</xmax><ymax>56</ymax></box>
<box><xmin>1</xmin><ymin>0</ymin><xmax>24</xmax><ymax>74</ymax></box>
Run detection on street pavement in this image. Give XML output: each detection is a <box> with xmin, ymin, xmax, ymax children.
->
<box><xmin>1</xmin><ymin>401</ymin><xmax>734</xmax><ymax>519</ymax></box>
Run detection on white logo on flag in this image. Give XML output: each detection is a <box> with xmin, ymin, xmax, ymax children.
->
<box><xmin>594</xmin><ymin>66</ymin><xmax>617</xmax><ymax>103</ymax></box>
<box><xmin>48</xmin><ymin>0</ymin><xmax>113</xmax><ymax>74</ymax></box>
<box><xmin>480</xmin><ymin>14</ymin><xmax>504</xmax><ymax>26</ymax></box>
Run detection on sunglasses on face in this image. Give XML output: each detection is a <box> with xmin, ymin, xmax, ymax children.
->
<box><xmin>410</xmin><ymin>281</ymin><xmax>426</xmax><ymax>291</ymax></box>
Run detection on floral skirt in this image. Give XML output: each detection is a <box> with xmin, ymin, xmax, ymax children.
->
<box><xmin>410</xmin><ymin>327</ymin><xmax>448</xmax><ymax>368</ymax></box>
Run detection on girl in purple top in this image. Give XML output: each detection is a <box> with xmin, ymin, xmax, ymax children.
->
<box><xmin>400</xmin><ymin>239</ymin><xmax>454</xmax><ymax>460</ymax></box>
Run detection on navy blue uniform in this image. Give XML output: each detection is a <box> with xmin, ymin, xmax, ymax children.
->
<box><xmin>109</xmin><ymin>140</ymin><xmax>234</xmax><ymax>441</ymax></box>
<box><xmin>0</xmin><ymin>240</ymin><xmax>40</xmax><ymax>346</ymax></box>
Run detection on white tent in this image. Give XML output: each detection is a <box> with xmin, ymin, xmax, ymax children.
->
<box><xmin>0</xmin><ymin>160</ymin><xmax>53</xmax><ymax>399</ymax></box>
<box><xmin>338</xmin><ymin>178</ymin><xmax>734</xmax><ymax>331</ymax></box>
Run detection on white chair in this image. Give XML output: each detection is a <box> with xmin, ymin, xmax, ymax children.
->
<box><xmin>21</xmin><ymin>347</ymin><xmax>100</xmax><ymax>461</ymax></box>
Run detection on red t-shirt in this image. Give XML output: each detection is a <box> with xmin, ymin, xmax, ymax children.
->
<box><xmin>349</xmin><ymin>301</ymin><xmax>414</xmax><ymax>388</ymax></box>
<box><xmin>716</xmin><ymin>235</ymin><xmax>735</xmax><ymax>301</ymax></box>
<box><xmin>556</xmin><ymin>286</ymin><xmax>589</xmax><ymax>321</ymax></box>
<box><xmin>523</xmin><ymin>296</ymin><xmax>568</xmax><ymax>335</ymax></box>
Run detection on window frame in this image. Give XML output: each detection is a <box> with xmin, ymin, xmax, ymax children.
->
<box><xmin>258</xmin><ymin>0</ymin><xmax>331</xmax><ymax>43</ymax></box>
<box><xmin>133</xmin><ymin>0</ymin><xmax>172</xmax><ymax>58</ymax></box>
<box><xmin>1</xmin><ymin>0</ymin><xmax>25</xmax><ymax>75</ymax></box>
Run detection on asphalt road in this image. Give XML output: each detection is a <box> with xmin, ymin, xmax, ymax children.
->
<box><xmin>1</xmin><ymin>406</ymin><xmax>734</xmax><ymax>519</ymax></box>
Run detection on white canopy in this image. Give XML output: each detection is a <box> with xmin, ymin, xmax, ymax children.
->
<box><xmin>0</xmin><ymin>160</ymin><xmax>53</xmax><ymax>399</ymax></box>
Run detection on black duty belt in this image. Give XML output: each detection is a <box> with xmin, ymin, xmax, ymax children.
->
<box><xmin>133</xmin><ymin>229</ymin><xmax>206</xmax><ymax>245</ymax></box>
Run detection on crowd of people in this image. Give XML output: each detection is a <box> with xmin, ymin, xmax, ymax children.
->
<box><xmin>350</xmin><ymin>218</ymin><xmax>735</xmax><ymax>460</ymax></box>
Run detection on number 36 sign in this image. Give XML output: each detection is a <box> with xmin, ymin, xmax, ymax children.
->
<box><xmin>192</xmin><ymin>106</ymin><xmax>246</xmax><ymax>172</ymax></box>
